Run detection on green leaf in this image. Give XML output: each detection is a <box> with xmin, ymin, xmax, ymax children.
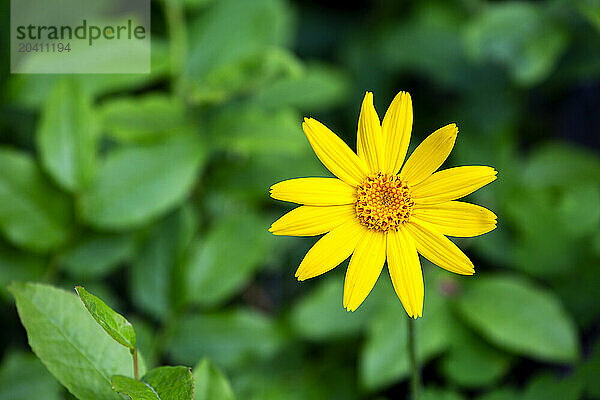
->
<box><xmin>440</xmin><ymin>325</ymin><xmax>512</xmax><ymax>388</ymax></box>
<box><xmin>456</xmin><ymin>275</ymin><xmax>579</xmax><ymax>363</ymax></box>
<box><xmin>576</xmin><ymin>0</ymin><xmax>600</xmax><ymax>32</ymax></box>
<box><xmin>250</xmin><ymin>64</ymin><xmax>350</xmax><ymax>111</ymax></box>
<box><xmin>130</xmin><ymin>207</ymin><xmax>195</xmax><ymax>319</ymax></box>
<box><xmin>168</xmin><ymin>308</ymin><xmax>285</xmax><ymax>369</ymax></box>
<box><xmin>422</xmin><ymin>388</ymin><xmax>466</xmax><ymax>400</ymax></box>
<box><xmin>0</xmin><ymin>240</ymin><xmax>45</xmax><ymax>300</ymax></box>
<box><xmin>112</xmin><ymin>366</ymin><xmax>194</xmax><ymax>400</ymax></box>
<box><xmin>59</xmin><ymin>233</ymin><xmax>136</xmax><ymax>279</ymax></box>
<box><xmin>505</xmin><ymin>189</ymin><xmax>584</xmax><ymax>276</ymax></box>
<box><xmin>8</xmin><ymin>40</ymin><xmax>170</xmax><ymax>109</ymax></box>
<box><xmin>553</xmin><ymin>260</ymin><xmax>600</xmax><ymax>329</ymax></box>
<box><xmin>360</xmin><ymin>277</ymin><xmax>455</xmax><ymax>390</ymax></box>
<box><xmin>583</xmin><ymin>344</ymin><xmax>600</xmax><ymax>398</ymax></box>
<box><xmin>232</xmin><ymin>350</ymin><xmax>354</xmax><ymax>400</ymax></box>
<box><xmin>0</xmin><ymin>149</ymin><xmax>72</xmax><ymax>252</ymax></box>
<box><xmin>555</xmin><ymin>183</ymin><xmax>600</xmax><ymax>238</ymax></box>
<box><xmin>523</xmin><ymin>142</ymin><xmax>600</xmax><ymax>188</ymax></box>
<box><xmin>464</xmin><ymin>2</ymin><xmax>568</xmax><ymax>85</ymax></box>
<box><xmin>78</xmin><ymin>136</ymin><xmax>205</xmax><ymax>230</ymax></box>
<box><xmin>8</xmin><ymin>282</ymin><xmax>143</xmax><ymax>400</ymax></box>
<box><xmin>183</xmin><ymin>212</ymin><xmax>274</xmax><ymax>306</ymax></box>
<box><xmin>193</xmin><ymin>358</ymin><xmax>235</xmax><ymax>400</ymax></box>
<box><xmin>376</xmin><ymin>4</ymin><xmax>471</xmax><ymax>89</ymax></box>
<box><xmin>475</xmin><ymin>388</ymin><xmax>519</xmax><ymax>400</ymax></box>
<box><xmin>0</xmin><ymin>351</ymin><xmax>61</xmax><ymax>400</ymax></box>
<box><xmin>185</xmin><ymin>0</ymin><xmax>293</xmax><ymax>102</ymax></box>
<box><xmin>290</xmin><ymin>275</ymin><xmax>373</xmax><ymax>341</ymax></box>
<box><xmin>111</xmin><ymin>377</ymin><xmax>157</xmax><ymax>400</ymax></box>
<box><xmin>521</xmin><ymin>372</ymin><xmax>584</xmax><ymax>400</ymax></box>
<box><xmin>75</xmin><ymin>286</ymin><xmax>136</xmax><ymax>350</ymax></box>
<box><xmin>37</xmin><ymin>78</ymin><xmax>98</xmax><ymax>192</ymax></box>
<box><xmin>183</xmin><ymin>0</ymin><xmax>215</xmax><ymax>10</ymax></box>
<box><xmin>210</xmin><ymin>106</ymin><xmax>305</xmax><ymax>156</ymax></box>
<box><xmin>99</xmin><ymin>95</ymin><xmax>188</xmax><ymax>144</ymax></box>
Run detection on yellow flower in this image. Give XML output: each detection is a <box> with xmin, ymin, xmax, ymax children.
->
<box><xmin>269</xmin><ymin>91</ymin><xmax>497</xmax><ymax>317</ymax></box>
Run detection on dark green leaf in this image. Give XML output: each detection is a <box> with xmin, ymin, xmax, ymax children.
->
<box><xmin>185</xmin><ymin>0</ymin><xmax>293</xmax><ymax>102</ymax></box>
<box><xmin>456</xmin><ymin>275</ymin><xmax>579</xmax><ymax>363</ymax></box>
<box><xmin>7</xmin><ymin>40</ymin><xmax>170</xmax><ymax>109</ymax></box>
<box><xmin>8</xmin><ymin>282</ymin><xmax>144</xmax><ymax>400</ymax></box>
<box><xmin>183</xmin><ymin>212</ymin><xmax>274</xmax><ymax>306</ymax></box>
<box><xmin>0</xmin><ymin>149</ymin><xmax>72</xmax><ymax>252</ymax></box>
<box><xmin>422</xmin><ymin>388</ymin><xmax>466</xmax><ymax>400</ymax></box>
<box><xmin>99</xmin><ymin>95</ymin><xmax>188</xmax><ymax>144</ymax></box>
<box><xmin>59</xmin><ymin>233</ymin><xmax>136</xmax><ymax>279</ymax></box>
<box><xmin>521</xmin><ymin>372</ymin><xmax>584</xmax><ymax>400</ymax></box>
<box><xmin>205</xmin><ymin>151</ymin><xmax>325</xmax><ymax>205</ymax></box>
<box><xmin>75</xmin><ymin>286</ymin><xmax>136</xmax><ymax>350</ymax></box>
<box><xmin>475</xmin><ymin>388</ymin><xmax>519</xmax><ymax>400</ymax></box>
<box><xmin>232</xmin><ymin>350</ymin><xmax>354</xmax><ymax>400</ymax></box>
<box><xmin>250</xmin><ymin>64</ymin><xmax>350</xmax><ymax>111</ymax></box>
<box><xmin>555</xmin><ymin>183</ymin><xmax>600</xmax><ymax>238</ymax></box>
<box><xmin>377</xmin><ymin>4</ymin><xmax>472</xmax><ymax>89</ymax></box>
<box><xmin>79</xmin><ymin>136</ymin><xmax>205</xmax><ymax>230</ymax></box>
<box><xmin>183</xmin><ymin>0</ymin><xmax>215</xmax><ymax>10</ymax></box>
<box><xmin>193</xmin><ymin>358</ymin><xmax>235</xmax><ymax>400</ymax></box>
<box><xmin>209</xmin><ymin>107</ymin><xmax>305</xmax><ymax>156</ymax></box>
<box><xmin>130</xmin><ymin>207</ymin><xmax>195</xmax><ymax>319</ymax></box>
<box><xmin>0</xmin><ymin>351</ymin><xmax>61</xmax><ymax>400</ymax></box>
<box><xmin>0</xmin><ymin>241</ymin><xmax>45</xmax><ymax>300</ymax></box>
<box><xmin>570</xmin><ymin>341</ymin><xmax>600</xmax><ymax>398</ymax></box>
<box><xmin>37</xmin><ymin>78</ymin><xmax>98</xmax><ymax>192</ymax></box>
<box><xmin>169</xmin><ymin>308</ymin><xmax>285</xmax><ymax>369</ymax></box>
<box><xmin>112</xmin><ymin>366</ymin><xmax>194</xmax><ymax>400</ymax></box>
<box><xmin>505</xmin><ymin>189</ymin><xmax>584</xmax><ymax>276</ymax></box>
<box><xmin>440</xmin><ymin>325</ymin><xmax>512</xmax><ymax>388</ymax></box>
<box><xmin>522</xmin><ymin>142</ymin><xmax>600</xmax><ymax>188</ymax></box>
<box><xmin>464</xmin><ymin>2</ymin><xmax>568</xmax><ymax>85</ymax></box>
<box><xmin>576</xmin><ymin>0</ymin><xmax>600</xmax><ymax>32</ymax></box>
<box><xmin>290</xmin><ymin>276</ymin><xmax>372</xmax><ymax>341</ymax></box>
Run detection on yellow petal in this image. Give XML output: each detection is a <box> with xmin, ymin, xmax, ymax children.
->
<box><xmin>303</xmin><ymin>118</ymin><xmax>368</xmax><ymax>186</ymax></box>
<box><xmin>296</xmin><ymin>218</ymin><xmax>366</xmax><ymax>281</ymax></box>
<box><xmin>412</xmin><ymin>201</ymin><xmax>497</xmax><ymax>237</ymax></box>
<box><xmin>270</xmin><ymin>177</ymin><xmax>357</xmax><ymax>205</ymax></box>
<box><xmin>400</xmin><ymin>124</ymin><xmax>458</xmax><ymax>186</ymax></box>
<box><xmin>356</xmin><ymin>92</ymin><xmax>384</xmax><ymax>172</ymax></box>
<box><xmin>269</xmin><ymin>205</ymin><xmax>355</xmax><ymax>236</ymax></box>
<box><xmin>404</xmin><ymin>219</ymin><xmax>475</xmax><ymax>275</ymax></box>
<box><xmin>343</xmin><ymin>230</ymin><xmax>386</xmax><ymax>311</ymax></box>
<box><xmin>387</xmin><ymin>228</ymin><xmax>424</xmax><ymax>318</ymax></box>
<box><xmin>411</xmin><ymin>166</ymin><xmax>497</xmax><ymax>204</ymax></box>
<box><xmin>382</xmin><ymin>91</ymin><xmax>412</xmax><ymax>175</ymax></box>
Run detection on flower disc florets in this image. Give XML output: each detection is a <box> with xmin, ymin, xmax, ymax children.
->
<box><xmin>355</xmin><ymin>173</ymin><xmax>414</xmax><ymax>232</ymax></box>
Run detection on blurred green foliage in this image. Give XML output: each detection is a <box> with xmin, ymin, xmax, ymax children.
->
<box><xmin>1</xmin><ymin>0</ymin><xmax>599</xmax><ymax>399</ymax></box>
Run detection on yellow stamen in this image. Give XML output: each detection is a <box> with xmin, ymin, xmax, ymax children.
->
<box><xmin>355</xmin><ymin>173</ymin><xmax>414</xmax><ymax>232</ymax></box>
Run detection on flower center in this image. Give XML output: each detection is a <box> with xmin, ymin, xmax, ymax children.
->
<box><xmin>355</xmin><ymin>173</ymin><xmax>414</xmax><ymax>232</ymax></box>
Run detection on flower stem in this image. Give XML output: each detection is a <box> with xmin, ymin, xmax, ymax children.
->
<box><xmin>131</xmin><ymin>348</ymin><xmax>139</xmax><ymax>380</ymax></box>
<box><xmin>408</xmin><ymin>316</ymin><xmax>420</xmax><ymax>400</ymax></box>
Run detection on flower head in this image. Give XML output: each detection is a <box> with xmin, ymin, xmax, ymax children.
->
<box><xmin>269</xmin><ymin>91</ymin><xmax>497</xmax><ymax>317</ymax></box>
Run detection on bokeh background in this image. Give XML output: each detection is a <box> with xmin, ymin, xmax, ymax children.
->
<box><xmin>1</xmin><ymin>0</ymin><xmax>600</xmax><ymax>399</ymax></box>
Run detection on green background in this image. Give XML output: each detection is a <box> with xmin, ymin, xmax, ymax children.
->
<box><xmin>1</xmin><ymin>0</ymin><xmax>599</xmax><ymax>399</ymax></box>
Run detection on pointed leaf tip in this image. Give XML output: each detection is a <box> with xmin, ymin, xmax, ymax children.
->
<box><xmin>75</xmin><ymin>286</ymin><xmax>136</xmax><ymax>350</ymax></box>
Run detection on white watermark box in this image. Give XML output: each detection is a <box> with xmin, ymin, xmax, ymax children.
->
<box><xmin>11</xmin><ymin>0</ymin><xmax>150</xmax><ymax>73</ymax></box>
